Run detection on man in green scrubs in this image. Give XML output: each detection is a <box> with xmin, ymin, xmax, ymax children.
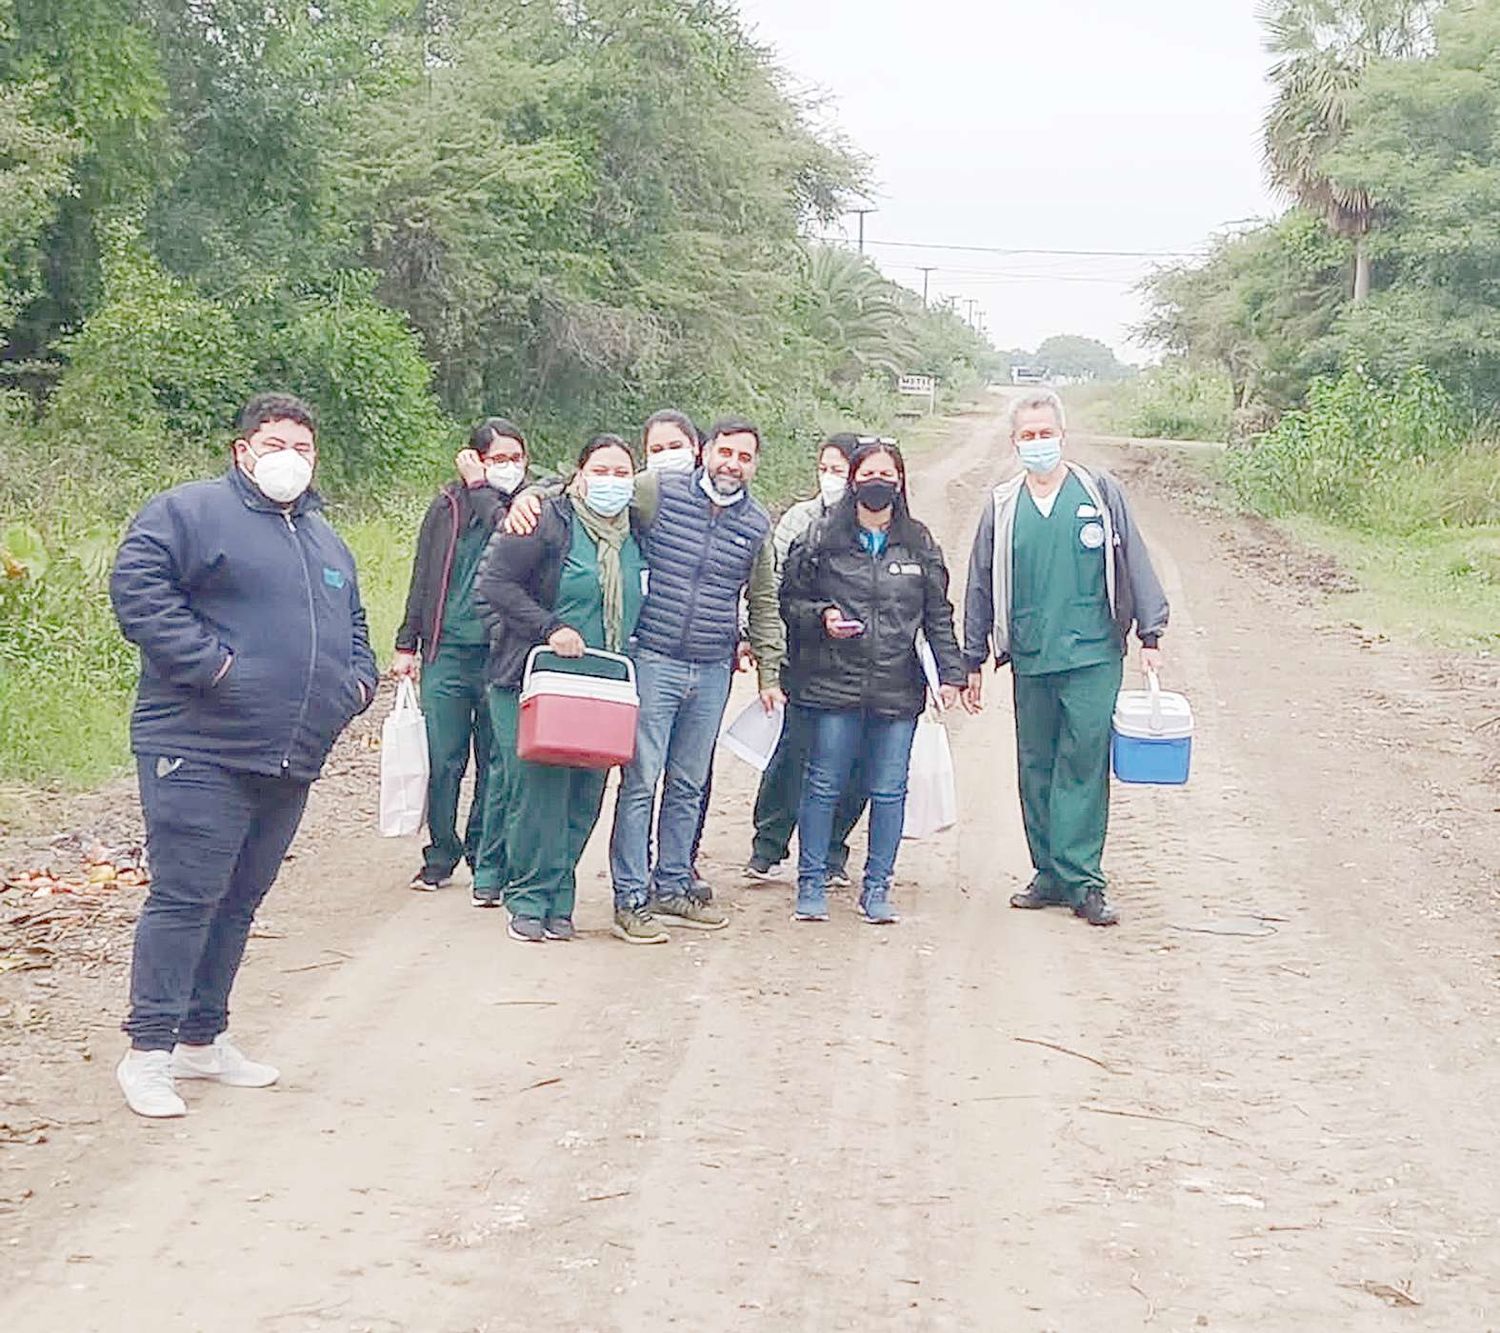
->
<box><xmin>961</xmin><ymin>391</ymin><xmax>1169</xmax><ymax>926</ymax></box>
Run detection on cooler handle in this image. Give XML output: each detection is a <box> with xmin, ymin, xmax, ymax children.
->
<box><xmin>1146</xmin><ymin>667</ymin><xmax>1163</xmax><ymax>734</ymax></box>
<box><xmin>522</xmin><ymin>644</ymin><xmax>636</xmax><ymax>690</ymax></box>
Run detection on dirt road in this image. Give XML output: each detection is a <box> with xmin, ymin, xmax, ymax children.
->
<box><xmin>4</xmin><ymin>401</ymin><xmax>1500</xmax><ymax>1331</ymax></box>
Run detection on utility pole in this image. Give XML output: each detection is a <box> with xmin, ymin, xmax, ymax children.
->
<box><xmin>849</xmin><ymin>208</ymin><xmax>876</xmax><ymax>255</ymax></box>
<box><xmin>917</xmin><ymin>266</ymin><xmax>937</xmax><ymax>307</ymax></box>
<box><xmin>964</xmin><ymin>298</ymin><xmax>979</xmax><ymax>327</ymax></box>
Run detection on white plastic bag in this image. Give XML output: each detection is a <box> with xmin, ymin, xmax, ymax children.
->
<box><xmin>719</xmin><ymin>697</ymin><xmax>785</xmax><ymax>772</ymax></box>
<box><xmin>903</xmin><ymin>713</ymin><xmax>957</xmax><ymax>840</ymax></box>
<box><xmin>379</xmin><ymin>679</ymin><xmax>429</xmax><ymax>837</ymax></box>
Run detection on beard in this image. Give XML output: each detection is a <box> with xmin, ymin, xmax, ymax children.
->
<box><xmin>709</xmin><ymin>471</ymin><xmax>743</xmax><ymax>495</ymax></box>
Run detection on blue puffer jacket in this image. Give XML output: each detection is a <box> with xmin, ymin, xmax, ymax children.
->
<box><xmin>634</xmin><ymin>470</ymin><xmax>771</xmax><ymax>663</ymax></box>
<box><xmin>110</xmin><ymin>468</ymin><xmax>378</xmax><ymax>783</ymax></box>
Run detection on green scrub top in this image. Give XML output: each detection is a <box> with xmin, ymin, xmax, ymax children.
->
<box><xmin>439</xmin><ymin>517</ymin><xmax>493</xmax><ymax>646</ymax></box>
<box><xmin>553</xmin><ymin>507</ymin><xmax>646</xmax><ymax>651</ymax></box>
<box><xmin>1009</xmin><ymin>472</ymin><xmax>1121</xmax><ymax>677</ymax></box>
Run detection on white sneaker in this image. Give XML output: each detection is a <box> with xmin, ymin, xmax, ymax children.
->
<box><xmin>117</xmin><ymin>1049</ymin><xmax>187</xmax><ymax>1119</ymax></box>
<box><xmin>172</xmin><ymin>1035</ymin><xmax>279</xmax><ymax>1088</ymax></box>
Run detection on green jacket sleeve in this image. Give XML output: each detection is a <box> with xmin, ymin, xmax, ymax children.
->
<box><xmin>745</xmin><ymin>536</ymin><xmax>785</xmax><ymax>690</ymax></box>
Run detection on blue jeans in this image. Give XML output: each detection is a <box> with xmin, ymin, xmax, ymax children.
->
<box><xmin>797</xmin><ymin>710</ymin><xmax>918</xmax><ymax>902</ymax></box>
<box><xmin>126</xmin><ymin>757</ymin><xmax>309</xmax><ymax>1051</ymax></box>
<box><xmin>610</xmin><ymin>649</ymin><xmax>732</xmax><ymax>909</ymax></box>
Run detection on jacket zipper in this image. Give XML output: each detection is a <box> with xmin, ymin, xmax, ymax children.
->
<box><xmin>675</xmin><ymin>504</ymin><xmax>715</xmax><ymax>657</ymax></box>
<box><xmin>281</xmin><ymin>510</ymin><xmax>319</xmax><ymax>775</ymax></box>
<box><xmin>427</xmin><ymin>490</ymin><xmax>461</xmax><ymax>663</ymax></box>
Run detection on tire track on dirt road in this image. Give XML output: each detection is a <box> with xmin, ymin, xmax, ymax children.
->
<box><xmin>3</xmin><ymin>402</ymin><xmax>1499</xmax><ymax>1330</ymax></box>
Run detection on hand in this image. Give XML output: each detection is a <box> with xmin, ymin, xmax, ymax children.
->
<box><xmin>938</xmin><ymin>683</ymin><xmax>960</xmax><ymax>712</ymax></box>
<box><xmin>548</xmin><ymin>626</ymin><xmax>586</xmax><ymax>658</ymax></box>
<box><xmin>391</xmin><ymin>650</ymin><xmax>419</xmax><ymax>680</ymax></box>
<box><xmin>735</xmin><ymin>640</ymin><xmax>756</xmax><ymax>673</ymax></box>
<box><xmin>823</xmin><ymin>607</ymin><xmax>861</xmax><ymax>639</ymax></box>
<box><xmin>504</xmin><ymin>492</ymin><xmax>542</xmax><ymax>534</ymax></box>
<box><xmin>456</xmin><ymin>448</ymin><xmax>486</xmax><ymax>486</ymax></box>
<box><xmin>759</xmin><ymin>685</ymin><xmax>786</xmax><ymax>714</ymax></box>
<box><xmin>962</xmin><ymin>670</ymin><xmax>984</xmax><ymax>714</ymax></box>
<box><xmin>1141</xmin><ymin>646</ymin><xmax>1164</xmax><ymax>677</ymax></box>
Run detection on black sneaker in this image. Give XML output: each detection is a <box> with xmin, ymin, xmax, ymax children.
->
<box><xmin>827</xmin><ymin>867</ymin><xmax>852</xmax><ymax>889</ymax></box>
<box><xmin>744</xmin><ymin>854</ymin><xmax>784</xmax><ymax>882</ymax></box>
<box><xmin>1010</xmin><ymin>878</ymin><xmax>1065</xmax><ymax>910</ymax></box>
<box><xmin>507</xmin><ymin>915</ymin><xmax>546</xmax><ymax>943</ymax></box>
<box><xmin>543</xmin><ymin>917</ymin><xmax>575</xmax><ymax>942</ymax></box>
<box><xmin>471</xmin><ymin>886</ymin><xmax>502</xmax><ymax>909</ymax></box>
<box><xmin>1075</xmin><ymin>890</ymin><xmax>1119</xmax><ymax>927</ymax></box>
<box><xmin>410</xmin><ymin>866</ymin><xmax>452</xmax><ymax>892</ymax></box>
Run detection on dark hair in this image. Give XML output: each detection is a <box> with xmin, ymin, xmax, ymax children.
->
<box><xmin>576</xmin><ymin>432</ymin><xmax>635</xmax><ymax>469</ymax></box>
<box><xmin>822</xmin><ymin>439</ymin><xmax>925</xmax><ymax>549</ymax></box>
<box><xmin>237</xmin><ymin>392</ymin><xmax>316</xmax><ymax>439</ymax></box>
<box><xmin>705</xmin><ymin>416</ymin><xmax>762</xmax><ymax>454</ymax></box>
<box><xmin>471</xmin><ymin>417</ymin><xmax>526</xmax><ymax>454</ymax></box>
<box><xmin>641</xmin><ymin>409</ymin><xmax>700</xmax><ymax>450</ymax></box>
<box><xmin>818</xmin><ymin>432</ymin><xmax>861</xmax><ymax>466</ymax></box>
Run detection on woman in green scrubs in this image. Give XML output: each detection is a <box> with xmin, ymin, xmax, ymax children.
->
<box><xmin>473</xmin><ymin>435</ymin><xmax>645</xmax><ymax>942</ymax></box>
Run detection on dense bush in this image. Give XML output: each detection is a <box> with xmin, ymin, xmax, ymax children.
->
<box><xmin>1108</xmin><ymin>362</ymin><xmax>1234</xmax><ymax>442</ymax></box>
<box><xmin>1224</xmin><ymin>366</ymin><xmax>1500</xmax><ymax>533</ymax></box>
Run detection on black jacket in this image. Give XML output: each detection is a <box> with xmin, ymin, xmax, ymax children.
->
<box><xmin>779</xmin><ymin>501</ymin><xmax>967</xmax><ymax>719</ymax></box>
<box><xmin>395</xmin><ymin>482</ymin><xmax>511</xmax><ymax>660</ymax></box>
<box><xmin>111</xmin><ymin>468</ymin><xmax>378</xmax><ymax>782</ymax></box>
<box><xmin>473</xmin><ymin>497</ymin><xmax>578</xmax><ymax>691</ymax></box>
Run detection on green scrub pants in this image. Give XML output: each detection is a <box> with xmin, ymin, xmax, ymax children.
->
<box><xmin>1012</xmin><ymin>657</ymin><xmax>1122</xmax><ymax>906</ymax></box>
<box><xmin>419</xmin><ymin>642</ymin><xmax>492</xmax><ymax>877</ymax></box>
<box><xmin>484</xmin><ymin>689</ymin><xmax>608</xmax><ymax>921</ymax></box>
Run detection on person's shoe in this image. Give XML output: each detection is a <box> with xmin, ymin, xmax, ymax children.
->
<box><xmin>471</xmin><ymin>885</ymin><xmax>503</xmax><ymax>909</ymax></box>
<box><xmin>792</xmin><ymin>889</ymin><xmax>829</xmax><ymax>922</ymax></box>
<box><xmin>653</xmin><ymin>895</ymin><xmax>729</xmax><ymax>930</ymax></box>
<box><xmin>744</xmin><ymin>854</ymin><xmax>785</xmax><ymax>883</ymax></box>
<box><xmin>858</xmin><ymin>886</ymin><xmax>900</xmax><ymax>925</ymax></box>
<box><xmin>612</xmin><ymin>907</ymin><xmax>670</xmax><ymax>945</ymax></box>
<box><xmin>172</xmin><ymin>1035</ymin><xmax>279</xmax><ymax>1088</ymax></box>
<box><xmin>543</xmin><ymin>917</ymin><xmax>576</xmax><ymax>942</ymax></box>
<box><xmin>1075</xmin><ymin>890</ymin><xmax>1120</xmax><ymax>927</ymax></box>
<box><xmin>508</xmin><ymin>915</ymin><xmax>546</xmax><ymax>943</ymax></box>
<box><xmin>1010</xmin><ymin>878</ymin><xmax>1066</xmax><ymax>910</ymax></box>
<box><xmin>117</xmin><ymin>1049</ymin><xmax>187</xmax><ymax>1118</ymax></box>
<box><xmin>827</xmin><ymin>867</ymin><xmax>852</xmax><ymax>889</ymax></box>
<box><xmin>690</xmin><ymin>874</ymin><xmax>714</xmax><ymax>904</ymax></box>
<box><xmin>409</xmin><ymin>866</ymin><xmax>452</xmax><ymax>892</ymax></box>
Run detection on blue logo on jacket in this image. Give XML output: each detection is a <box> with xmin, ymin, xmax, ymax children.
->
<box><xmin>323</xmin><ymin>567</ymin><xmax>346</xmax><ymax>589</ymax></box>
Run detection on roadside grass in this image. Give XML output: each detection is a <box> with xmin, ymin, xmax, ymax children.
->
<box><xmin>1278</xmin><ymin>515</ymin><xmax>1500</xmax><ymax>650</ymax></box>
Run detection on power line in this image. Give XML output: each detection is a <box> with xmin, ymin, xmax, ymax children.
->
<box><xmin>815</xmin><ymin>236</ymin><xmax>1200</xmax><ymax>260</ymax></box>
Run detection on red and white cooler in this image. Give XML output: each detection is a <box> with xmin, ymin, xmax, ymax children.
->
<box><xmin>517</xmin><ymin>647</ymin><xmax>639</xmax><ymax>769</ymax></box>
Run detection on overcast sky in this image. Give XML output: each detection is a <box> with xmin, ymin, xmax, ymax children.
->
<box><xmin>735</xmin><ymin>0</ymin><xmax>1282</xmax><ymax>361</ymax></box>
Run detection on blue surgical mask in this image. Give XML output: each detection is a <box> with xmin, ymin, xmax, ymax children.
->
<box><xmin>584</xmin><ymin>474</ymin><xmax>633</xmax><ymax>517</ymax></box>
<box><xmin>1017</xmin><ymin>437</ymin><xmax>1063</xmax><ymax>474</ymax></box>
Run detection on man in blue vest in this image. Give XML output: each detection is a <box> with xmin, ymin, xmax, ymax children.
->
<box><xmin>109</xmin><ymin>393</ymin><xmax>378</xmax><ymax>1116</ymax></box>
<box><xmin>611</xmin><ymin>418</ymin><xmax>785</xmax><ymax>942</ymax></box>
<box><xmin>504</xmin><ymin>418</ymin><xmax>785</xmax><ymax>942</ymax></box>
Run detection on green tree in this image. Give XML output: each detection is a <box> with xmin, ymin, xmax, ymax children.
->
<box><xmin>1259</xmin><ymin>0</ymin><xmax>1437</xmax><ymax>301</ymax></box>
<box><xmin>1034</xmin><ymin>334</ymin><xmax>1124</xmax><ymax>382</ymax></box>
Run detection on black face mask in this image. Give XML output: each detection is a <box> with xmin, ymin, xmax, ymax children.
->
<box><xmin>854</xmin><ymin>478</ymin><xmax>898</xmax><ymax>512</ymax></box>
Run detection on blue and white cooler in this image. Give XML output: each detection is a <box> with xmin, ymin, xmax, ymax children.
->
<box><xmin>1111</xmin><ymin>670</ymin><xmax>1193</xmax><ymax>786</ymax></box>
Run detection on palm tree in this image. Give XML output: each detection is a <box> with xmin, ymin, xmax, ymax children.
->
<box><xmin>800</xmin><ymin>245</ymin><xmax>916</xmax><ymax>385</ymax></box>
<box><xmin>1259</xmin><ymin>0</ymin><xmax>1437</xmax><ymax>302</ymax></box>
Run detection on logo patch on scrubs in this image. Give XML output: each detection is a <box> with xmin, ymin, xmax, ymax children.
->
<box><xmin>323</xmin><ymin>567</ymin><xmax>346</xmax><ymax>589</ymax></box>
<box><xmin>1079</xmin><ymin>523</ymin><xmax>1106</xmax><ymax>550</ymax></box>
<box><xmin>1076</xmin><ymin>503</ymin><xmax>1099</xmax><ymax>518</ymax></box>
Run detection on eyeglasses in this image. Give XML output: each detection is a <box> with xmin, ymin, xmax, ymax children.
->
<box><xmin>855</xmin><ymin>436</ymin><xmax>899</xmax><ymax>447</ymax></box>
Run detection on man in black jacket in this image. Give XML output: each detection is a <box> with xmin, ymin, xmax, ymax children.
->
<box><xmin>109</xmin><ymin>393</ymin><xmax>377</xmax><ymax>1118</ymax></box>
<box><xmin>392</xmin><ymin>418</ymin><xmax>527</xmax><ymax>898</ymax></box>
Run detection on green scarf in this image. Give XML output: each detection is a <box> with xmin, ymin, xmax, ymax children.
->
<box><xmin>566</xmin><ymin>482</ymin><xmax>630</xmax><ymax>652</ymax></box>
